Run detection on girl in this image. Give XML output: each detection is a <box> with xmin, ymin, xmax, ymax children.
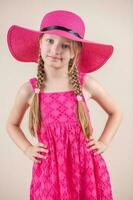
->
<box><xmin>6</xmin><ymin>10</ymin><xmax>122</xmax><ymax>199</ymax></box>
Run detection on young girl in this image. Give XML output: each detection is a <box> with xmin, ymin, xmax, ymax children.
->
<box><xmin>6</xmin><ymin>10</ymin><xmax>122</xmax><ymax>199</ymax></box>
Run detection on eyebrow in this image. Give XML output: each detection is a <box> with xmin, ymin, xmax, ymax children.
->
<box><xmin>45</xmin><ymin>35</ymin><xmax>71</xmax><ymax>43</ymax></box>
<box><xmin>64</xmin><ymin>40</ymin><xmax>71</xmax><ymax>43</ymax></box>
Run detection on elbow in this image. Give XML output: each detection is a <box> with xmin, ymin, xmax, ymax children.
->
<box><xmin>6</xmin><ymin>122</ymin><xmax>18</xmax><ymax>135</ymax></box>
<box><xmin>109</xmin><ymin>108</ymin><xmax>123</xmax><ymax>122</ymax></box>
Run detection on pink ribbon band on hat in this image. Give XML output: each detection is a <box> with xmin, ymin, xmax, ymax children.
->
<box><xmin>41</xmin><ymin>25</ymin><xmax>82</xmax><ymax>39</ymax></box>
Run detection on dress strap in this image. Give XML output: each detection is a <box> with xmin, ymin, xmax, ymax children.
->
<box><xmin>29</xmin><ymin>77</ymin><xmax>37</xmax><ymax>92</ymax></box>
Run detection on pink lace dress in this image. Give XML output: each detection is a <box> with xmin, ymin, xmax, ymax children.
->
<box><xmin>29</xmin><ymin>73</ymin><xmax>113</xmax><ymax>200</ymax></box>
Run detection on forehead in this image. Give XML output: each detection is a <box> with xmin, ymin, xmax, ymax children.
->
<box><xmin>42</xmin><ymin>33</ymin><xmax>71</xmax><ymax>43</ymax></box>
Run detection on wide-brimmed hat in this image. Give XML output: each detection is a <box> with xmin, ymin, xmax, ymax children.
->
<box><xmin>7</xmin><ymin>10</ymin><xmax>114</xmax><ymax>73</ymax></box>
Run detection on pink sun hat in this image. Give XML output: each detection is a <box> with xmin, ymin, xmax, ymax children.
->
<box><xmin>7</xmin><ymin>10</ymin><xmax>114</xmax><ymax>73</ymax></box>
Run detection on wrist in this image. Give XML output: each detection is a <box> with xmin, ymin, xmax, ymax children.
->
<box><xmin>23</xmin><ymin>144</ymin><xmax>32</xmax><ymax>154</ymax></box>
<box><xmin>98</xmin><ymin>140</ymin><xmax>108</xmax><ymax>148</ymax></box>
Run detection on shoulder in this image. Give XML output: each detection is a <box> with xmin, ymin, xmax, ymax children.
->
<box><xmin>15</xmin><ymin>78</ymin><xmax>35</xmax><ymax>106</ymax></box>
<box><xmin>18</xmin><ymin>80</ymin><xmax>34</xmax><ymax>96</ymax></box>
<box><xmin>83</xmin><ymin>74</ymin><xmax>122</xmax><ymax>114</ymax></box>
<box><xmin>83</xmin><ymin>74</ymin><xmax>107</xmax><ymax>99</ymax></box>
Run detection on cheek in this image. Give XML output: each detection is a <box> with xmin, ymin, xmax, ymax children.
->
<box><xmin>40</xmin><ymin>46</ymin><xmax>49</xmax><ymax>56</ymax></box>
<box><xmin>63</xmin><ymin>51</ymin><xmax>71</xmax><ymax>59</ymax></box>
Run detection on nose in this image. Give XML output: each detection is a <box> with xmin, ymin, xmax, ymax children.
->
<box><xmin>51</xmin><ymin>43</ymin><xmax>62</xmax><ymax>55</ymax></box>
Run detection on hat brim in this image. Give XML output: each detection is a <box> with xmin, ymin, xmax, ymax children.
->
<box><xmin>7</xmin><ymin>25</ymin><xmax>114</xmax><ymax>73</ymax></box>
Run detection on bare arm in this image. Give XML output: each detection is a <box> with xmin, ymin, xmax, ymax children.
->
<box><xmin>6</xmin><ymin>82</ymin><xmax>34</xmax><ymax>152</ymax></box>
<box><xmin>84</xmin><ymin>75</ymin><xmax>123</xmax><ymax>146</ymax></box>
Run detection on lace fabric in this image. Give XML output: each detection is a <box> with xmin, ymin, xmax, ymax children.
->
<box><xmin>29</xmin><ymin>73</ymin><xmax>113</xmax><ymax>199</ymax></box>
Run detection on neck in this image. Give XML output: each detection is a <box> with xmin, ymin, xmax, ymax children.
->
<box><xmin>44</xmin><ymin>65</ymin><xmax>69</xmax><ymax>83</ymax></box>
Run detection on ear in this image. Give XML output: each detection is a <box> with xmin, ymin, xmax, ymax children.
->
<box><xmin>39</xmin><ymin>38</ymin><xmax>42</xmax><ymax>47</ymax></box>
<box><xmin>38</xmin><ymin>34</ymin><xmax>44</xmax><ymax>47</ymax></box>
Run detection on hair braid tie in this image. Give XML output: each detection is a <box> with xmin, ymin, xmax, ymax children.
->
<box><xmin>35</xmin><ymin>88</ymin><xmax>40</xmax><ymax>94</ymax></box>
<box><xmin>77</xmin><ymin>95</ymin><xmax>82</xmax><ymax>101</ymax></box>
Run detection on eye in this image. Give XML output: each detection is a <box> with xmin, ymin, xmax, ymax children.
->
<box><xmin>47</xmin><ymin>39</ymin><xmax>54</xmax><ymax>44</ymax></box>
<box><xmin>62</xmin><ymin>44</ymin><xmax>70</xmax><ymax>49</ymax></box>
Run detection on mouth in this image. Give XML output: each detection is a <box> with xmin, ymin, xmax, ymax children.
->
<box><xmin>48</xmin><ymin>56</ymin><xmax>62</xmax><ymax>60</ymax></box>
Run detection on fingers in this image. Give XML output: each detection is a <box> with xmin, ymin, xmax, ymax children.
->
<box><xmin>33</xmin><ymin>157</ymin><xmax>42</xmax><ymax>164</ymax></box>
<box><xmin>93</xmin><ymin>149</ymin><xmax>103</xmax><ymax>155</ymax></box>
<box><xmin>86</xmin><ymin>136</ymin><xmax>95</xmax><ymax>147</ymax></box>
<box><xmin>24</xmin><ymin>142</ymin><xmax>49</xmax><ymax>163</ymax></box>
<box><xmin>86</xmin><ymin>137</ymin><xmax>97</xmax><ymax>152</ymax></box>
<box><xmin>32</xmin><ymin>153</ymin><xmax>48</xmax><ymax>163</ymax></box>
<box><xmin>36</xmin><ymin>147</ymin><xmax>49</xmax><ymax>154</ymax></box>
<box><xmin>86</xmin><ymin>137</ymin><xmax>107</xmax><ymax>155</ymax></box>
<box><xmin>34</xmin><ymin>152</ymin><xmax>48</xmax><ymax>159</ymax></box>
<box><xmin>35</xmin><ymin>143</ymin><xmax>48</xmax><ymax>148</ymax></box>
<box><xmin>87</xmin><ymin>144</ymin><xmax>97</xmax><ymax>152</ymax></box>
<box><xmin>33</xmin><ymin>143</ymin><xmax>49</xmax><ymax>162</ymax></box>
<box><xmin>32</xmin><ymin>152</ymin><xmax>48</xmax><ymax>164</ymax></box>
<box><xmin>86</xmin><ymin>140</ymin><xmax>95</xmax><ymax>147</ymax></box>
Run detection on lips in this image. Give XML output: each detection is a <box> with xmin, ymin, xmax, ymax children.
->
<box><xmin>48</xmin><ymin>56</ymin><xmax>61</xmax><ymax>60</ymax></box>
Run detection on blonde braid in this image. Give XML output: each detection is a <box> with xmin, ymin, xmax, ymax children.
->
<box><xmin>68</xmin><ymin>59</ymin><xmax>93</xmax><ymax>139</ymax></box>
<box><xmin>29</xmin><ymin>52</ymin><xmax>46</xmax><ymax>138</ymax></box>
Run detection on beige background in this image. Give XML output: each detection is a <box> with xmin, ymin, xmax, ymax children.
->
<box><xmin>0</xmin><ymin>0</ymin><xmax>132</xmax><ymax>199</ymax></box>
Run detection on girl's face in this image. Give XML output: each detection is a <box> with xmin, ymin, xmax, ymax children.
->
<box><xmin>39</xmin><ymin>33</ymin><xmax>75</xmax><ymax>69</ymax></box>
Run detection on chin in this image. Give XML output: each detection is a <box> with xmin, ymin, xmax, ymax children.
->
<box><xmin>47</xmin><ymin>62</ymin><xmax>62</xmax><ymax>68</ymax></box>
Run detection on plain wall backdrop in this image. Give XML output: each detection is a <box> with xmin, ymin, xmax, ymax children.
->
<box><xmin>0</xmin><ymin>0</ymin><xmax>132</xmax><ymax>199</ymax></box>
